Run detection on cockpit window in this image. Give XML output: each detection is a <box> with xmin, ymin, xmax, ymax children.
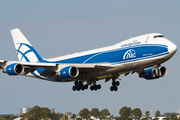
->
<box><xmin>154</xmin><ymin>35</ymin><xmax>164</xmax><ymax>38</ymax></box>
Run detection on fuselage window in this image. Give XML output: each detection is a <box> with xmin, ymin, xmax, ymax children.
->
<box><xmin>154</xmin><ymin>35</ymin><xmax>164</xmax><ymax>38</ymax></box>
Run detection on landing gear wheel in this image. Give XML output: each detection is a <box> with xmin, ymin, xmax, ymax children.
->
<box><xmin>112</xmin><ymin>81</ymin><xmax>116</xmax><ymax>86</ymax></box>
<box><xmin>79</xmin><ymin>81</ymin><xmax>82</xmax><ymax>85</ymax></box>
<box><xmin>74</xmin><ymin>81</ymin><xmax>78</xmax><ymax>86</ymax></box>
<box><xmin>81</xmin><ymin>85</ymin><xmax>85</xmax><ymax>90</ymax></box>
<box><xmin>72</xmin><ymin>86</ymin><xmax>76</xmax><ymax>91</ymax></box>
<box><xmin>110</xmin><ymin>86</ymin><xmax>114</xmax><ymax>91</ymax></box>
<box><xmin>116</xmin><ymin>81</ymin><xmax>120</xmax><ymax>86</ymax></box>
<box><xmin>114</xmin><ymin>86</ymin><xmax>118</xmax><ymax>91</ymax></box>
<box><xmin>85</xmin><ymin>84</ymin><xmax>88</xmax><ymax>89</ymax></box>
<box><xmin>94</xmin><ymin>85</ymin><xmax>97</xmax><ymax>91</ymax></box>
<box><xmin>97</xmin><ymin>84</ymin><xmax>101</xmax><ymax>89</ymax></box>
<box><xmin>77</xmin><ymin>86</ymin><xmax>81</xmax><ymax>91</ymax></box>
<box><xmin>90</xmin><ymin>86</ymin><xmax>94</xmax><ymax>91</ymax></box>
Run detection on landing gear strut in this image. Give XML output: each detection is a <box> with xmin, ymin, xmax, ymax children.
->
<box><xmin>72</xmin><ymin>80</ymin><xmax>88</xmax><ymax>91</ymax></box>
<box><xmin>110</xmin><ymin>81</ymin><xmax>120</xmax><ymax>91</ymax></box>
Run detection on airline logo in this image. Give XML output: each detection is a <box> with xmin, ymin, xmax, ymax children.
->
<box><xmin>123</xmin><ymin>49</ymin><xmax>136</xmax><ymax>60</ymax></box>
<box><xmin>16</xmin><ymin>43</ymin><xmax>43</xmax><ymax>62</ymax></box>
<box><xmin>121</xmin><ymin>41</ymin><xmax>141</xmax><ymax>47</ymax></box>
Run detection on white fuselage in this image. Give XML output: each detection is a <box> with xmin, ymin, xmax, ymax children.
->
<box><xmin>25</xmin><ymin>33</ymin><xmax>177</xmax><ymax>81</ymax></box>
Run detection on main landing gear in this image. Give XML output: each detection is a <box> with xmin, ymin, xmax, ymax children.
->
<box><xmin>72</xmin><ymin>80</ymin><xmax>88</xmax><ymax>91</ymax></box>
<box><xmin>90</xmin><ymin>82</ymin><xmax>101</xmax><ymax>91</ymax></box>
<box><xmin>72</xmin><ymin>79</ymin><xmax>120</xmax><ymax>91</ymax></box>
<box><xmin>72</xmin><ymin>80</ymin><xmax>102</xmax><ymax>91</ymax></box>
<box><xmin>110</xmin><ymin>80</ymin><xmax>120</xmax><ymax>91</ymax></box>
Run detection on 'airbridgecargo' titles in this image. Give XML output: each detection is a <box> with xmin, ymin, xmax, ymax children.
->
<box><xmin>121</xmin><ymin>41</ymin><xmax>141</xmax><ymax>47</ymax></box>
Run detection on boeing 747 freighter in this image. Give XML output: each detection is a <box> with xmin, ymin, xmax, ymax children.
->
<box><xmin>0</xmin><ymin>28</ymin><xmax>177</xmax><ymax>91</ymax></box>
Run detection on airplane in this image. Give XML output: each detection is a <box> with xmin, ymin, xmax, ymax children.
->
<box><xmin>0</xmin><ymin>28</ymin><xmax>177</xmax><ymax>91</ymax></box>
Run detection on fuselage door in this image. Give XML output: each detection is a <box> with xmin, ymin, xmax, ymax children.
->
<box><xmin>145</xmin><ymin>36</ymin><xmax>150</xmax><ymax>43</ymax></box>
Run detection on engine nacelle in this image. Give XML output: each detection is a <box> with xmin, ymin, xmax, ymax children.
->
<box><xmin>140</xmin><ymin>66</ymin><xmax>167</xmax><ymax>80</ymax></box>
<box><xmin>5</xmin><ymin>63</ymin><xmax>24</xmax><ymax>75</ymax></box>
<box><xmin>56</xmin><ymin>66</ymin><xmax>79</xmax><ymax>78</ymax></box>
<box><xmin>158</xmin><ymin>66</ymin><xmax>167</xmax><ymax>77</ymax></box>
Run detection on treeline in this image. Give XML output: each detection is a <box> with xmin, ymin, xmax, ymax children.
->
<box><xmin>77</xmin><ymin>106</ymin><xmax>180</xmax><ymax>120</ymax></box>
<box><xmin>1</xmin><ymin>106</ymin><xmax>180</xmax><ymax>120</ymax></box>
<box><xmin>77</xmin><ymin>107</ymin><xmax>143</xmax><ymax>120</ymax></box>
<box><xmin>77</xmin><ymin>108</ymin><xmax>111</xmax><ymax>119</ymax></box>
<box><xmin>20</xmin><ymin>106</ymin><xmax>112</xmax><ymax>120</ymax></box>
<box><xmin>21</xmin><ymin>106</ymin><xmax>180</xmax><ymax>120</ymax></box>
<box><xmin>0</xmin><ymin>114</ymin><xmax>17</xmax><ymax>120</ymax></box>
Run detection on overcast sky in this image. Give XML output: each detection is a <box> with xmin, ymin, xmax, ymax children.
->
<box><xmin>0</xmin><ymin>0</ymin><xmax>180</xmax><ymax>117</ymax></box>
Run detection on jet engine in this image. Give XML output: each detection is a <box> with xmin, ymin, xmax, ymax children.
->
<box><xmin>139</xmin><ymin>66</ymin><xmax>167</xmax><ymax>80</ymax></box>
<box><xmin>5</xmin><ymin>63</ymin><xmax>24</xmax><ymax>75</ymax></box>
<box><xmin>56</xmin><ymin>66</ymin><xmax>79</xmax><ymax>78</ymax></box>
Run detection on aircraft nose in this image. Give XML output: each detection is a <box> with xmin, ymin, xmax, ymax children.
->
<box><xmin>168</xmin><ymin>41</ymin><xmax>177</xmax><ymax>56</ymax></box>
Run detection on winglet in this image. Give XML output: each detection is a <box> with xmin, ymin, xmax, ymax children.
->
<box><xmin>11</xmin><ymin>28</ymin><xmax>43</xmax><ymax>62</ymax></box>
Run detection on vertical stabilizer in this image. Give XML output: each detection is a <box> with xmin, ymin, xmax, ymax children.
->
<box><xmin>11</xmin><ymin>28</ymin><xmax>43</xmax><ymax>62</ymax></box>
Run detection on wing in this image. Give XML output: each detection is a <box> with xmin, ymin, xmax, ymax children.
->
<box><xmin>0</xmin><ymin>59</ymin><xmax>147</xmax><ymax>89</ymax></box>
<box><xmin>0</xmin><ymin>60</ymin><xmax>113</xmax><ymax>79</ymax></box>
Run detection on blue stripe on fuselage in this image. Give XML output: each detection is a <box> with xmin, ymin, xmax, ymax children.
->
<box><xmin>42</xmin><ymin>44</ymin><xmax>168</xmax><ymax>64</ymax></box>
<box><xmin>32</xmin><ymin>44</ymin><xmax>169</xmax><ymax>81</ymax></box>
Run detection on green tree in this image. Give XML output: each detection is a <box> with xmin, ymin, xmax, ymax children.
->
<box><xmin>39</xmin><ymin>107</ymin><xmax>51</xmax><ymax>119</ymax></box>
<box><xmin>50</xmin><ymin>112</ymin><xmax>63</xmax><ymax>120</ymax></box>
<box><xmin>26</xmin><ymin>105</ymin><xmax>41</xmax><ymax>120</ymax></box>
<box><xmin>119</xmin><ymin>106</ymin><xmax>132</xmax><ymax>120</ymax></box>
<box><xmin>145</xmin><ymin>111</ymin><xmax>150</xmax><ymax>120</ymax></box>
<box><xmin>170</xmin><ymin>113</ymin><xmax>177</xmax><ymax>120</ymax></box>
<box><xmin>57</xmin><ymin>112</ymin><xmax>64</xmax><ymax>118</ymax></box>
<box><xmin>110</xmin><ymin>115</ymin><xmax>114</xmax><ymax>120</ymax></box>
<box><xmin>0</xmin><ymin>115</ymin><xmax>9</xmax><ymax>120</ymax></box>
<box><xmin>10</xmin><ymin>115</ymin><xmax>16</xmax><ymax>120</ymax></box>
<box><xmin>0</xmin><ymin>115</ymin><xmax>10</xmax><ymax>120</ymax></box>
<box><xmin>132</xmin><ymin>108</ymin><xmax>142</xmax><ymax>120</ymax></box>
<box><xmin>100</xmin><ymin>109</ymin><xmax>111</xmax><ymax>119</ymax></box>
<box><xmin>71</xmin><ymin>114</ymin><xmax>77</xmax><ymax>120</ymax></box>
<box><xmin>79</xmin><ymin>108</ymin><xmax>90</xmax><ymax>119</ymax></box>
<box><xmin>155</xmin><ymin>110</ymin><xmax>161</xmax><ymax>118</ymax></box>
<box><xmin>51</xmin><ymin>112</ymin><xmax>61</xmax><ymax>120</ymax></box>
<box><xmin>91</xmin><ymin>108</ymin><xmax>100</xmax><ymax>118</ymax></box>
<box><xmin>141</xmin><ymin>118</ymin><xmax>146</xmax><ymax>120</ymax></box>
<box><xmin>20</xmin><ymin>105</ymin><xmax>64</xmax><ymax>120</ymax></box>
<box><xmin>115</xmin><ymin>116</ymin><xmax>121</xmax><ymax>120</ymax></box>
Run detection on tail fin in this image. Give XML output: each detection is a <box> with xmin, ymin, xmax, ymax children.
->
<box><xmin>11</xmin><ymin>28</ymin><xmax>43</xmax><ymax>62</ymax></box>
